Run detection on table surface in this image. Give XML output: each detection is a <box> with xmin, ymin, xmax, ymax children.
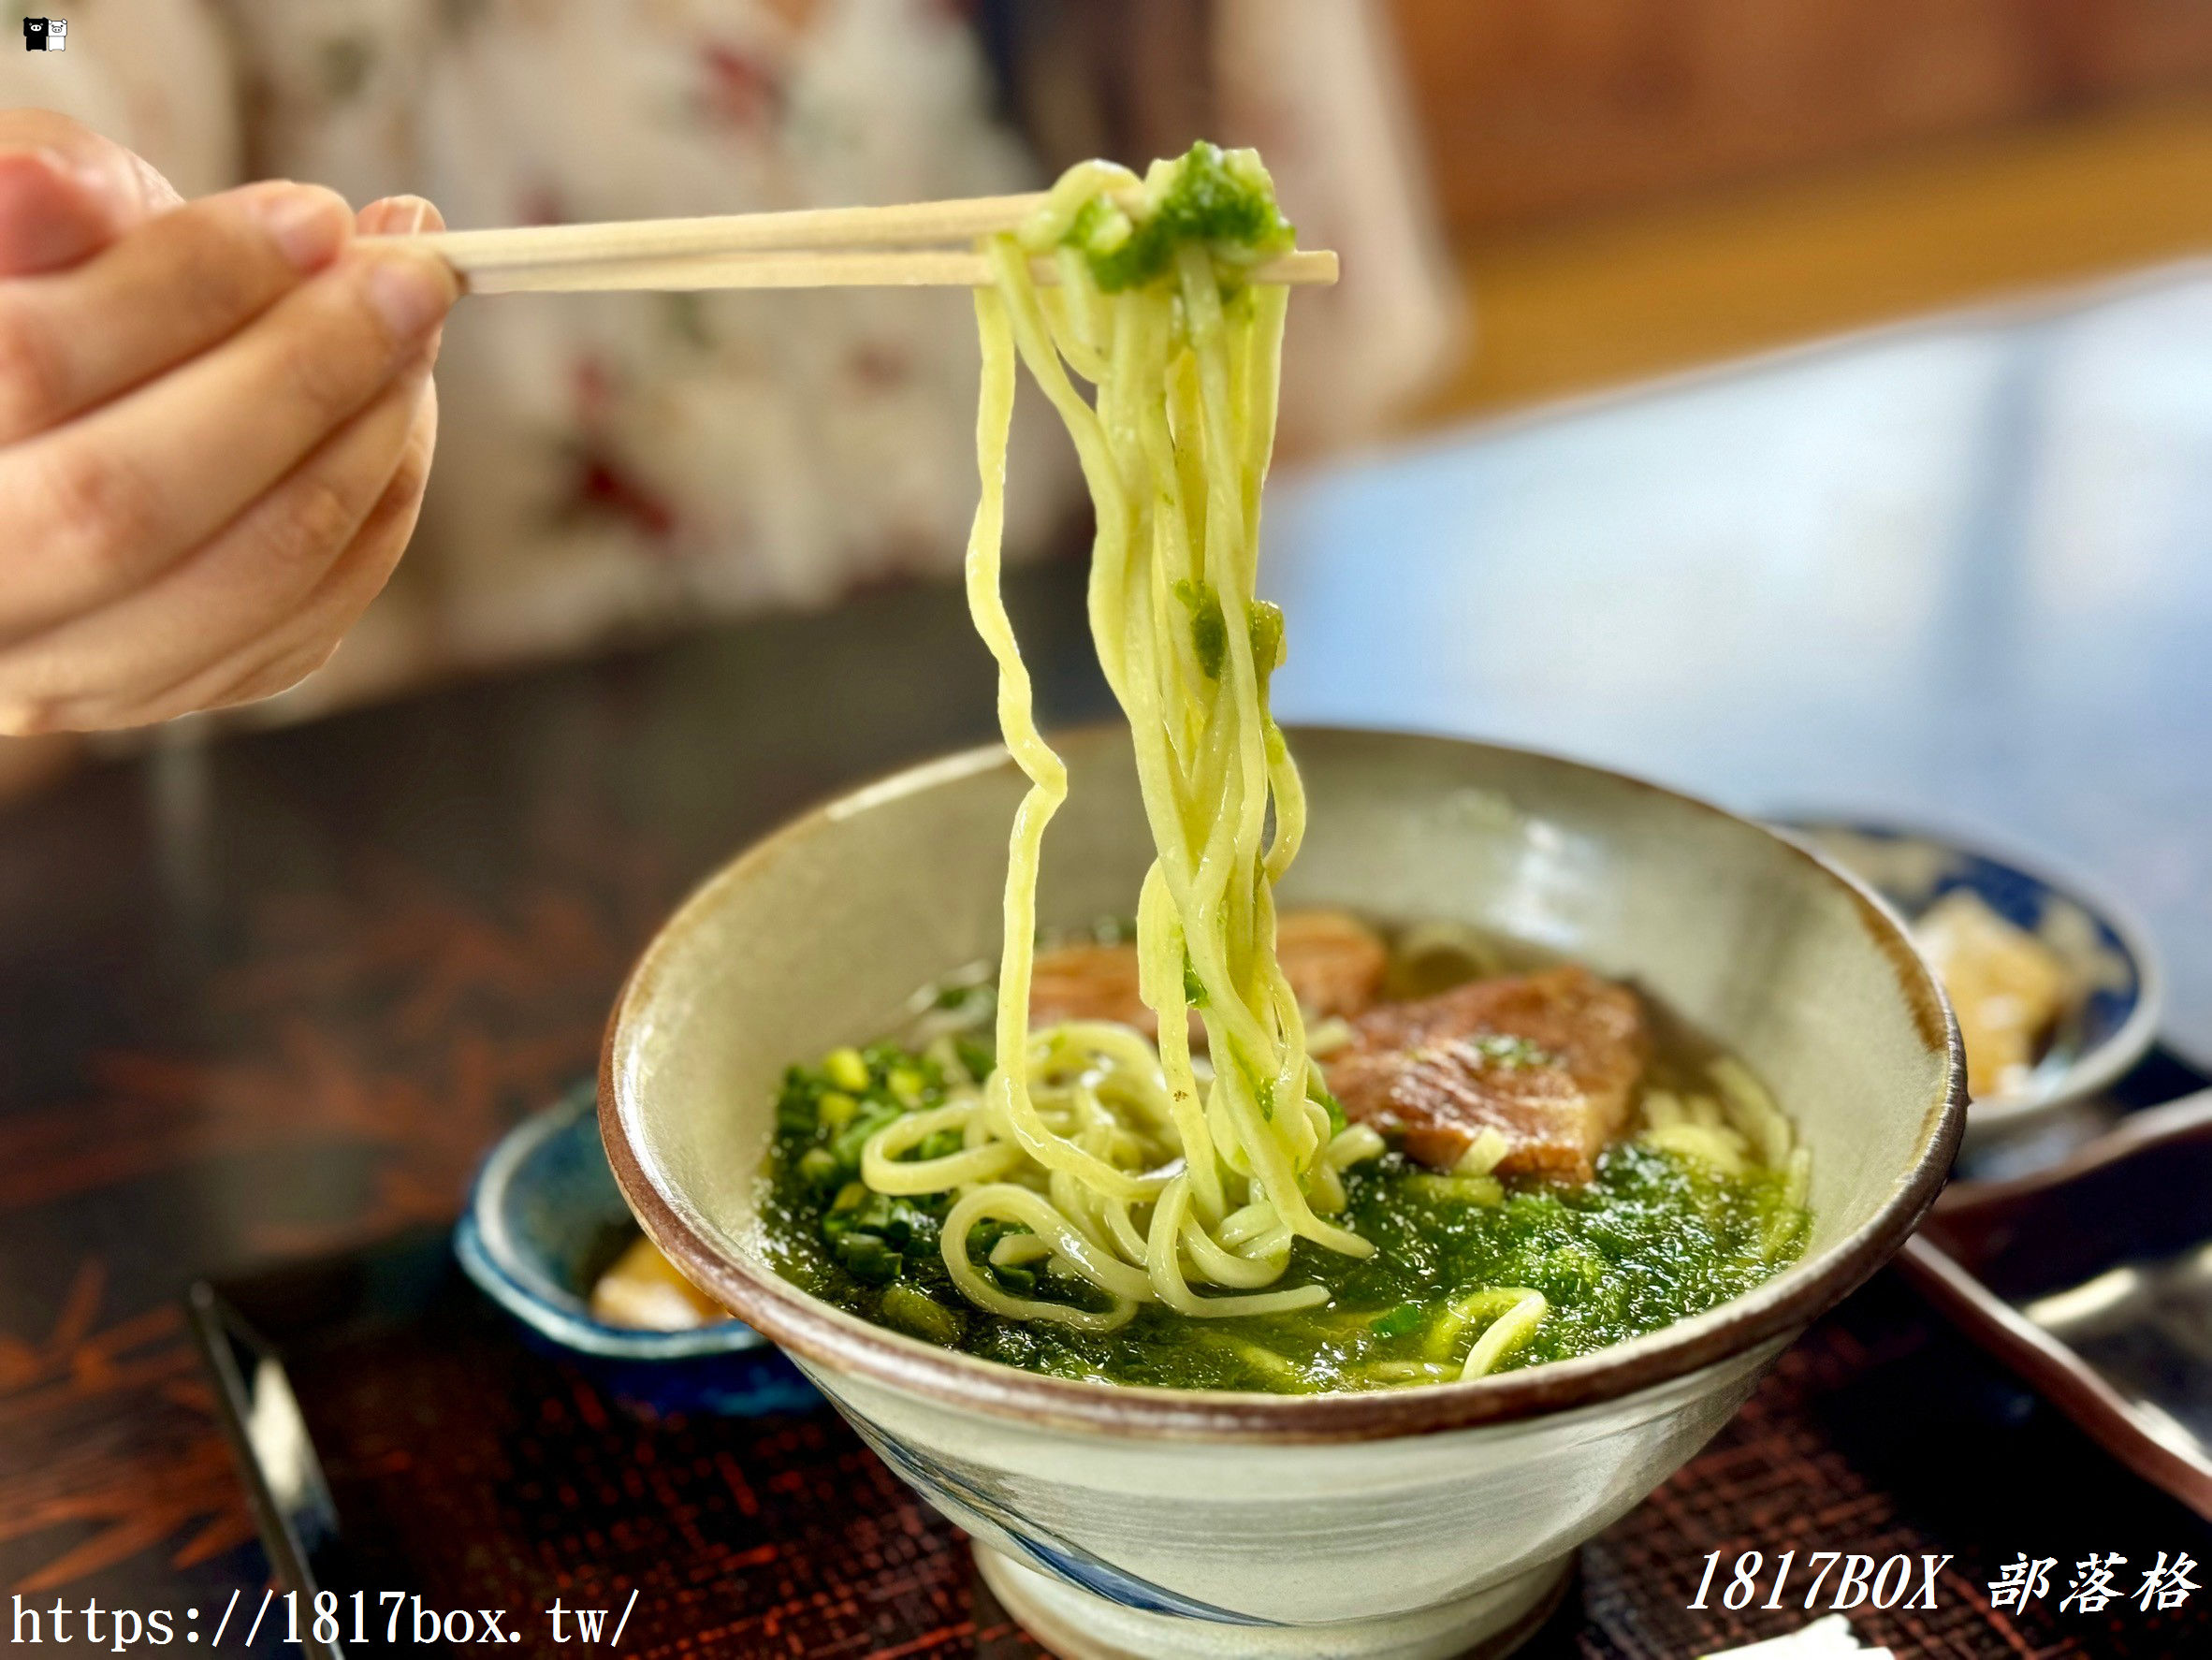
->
<box><xmin>6</xmin><ymin>265</ymin><xmax>2212</xmax><ymax>1654</ymax></box>
<box><xmin>1272</xmin><ymin>261</ymin><xmax>2212</xmax><ymax>1070</ymax></box>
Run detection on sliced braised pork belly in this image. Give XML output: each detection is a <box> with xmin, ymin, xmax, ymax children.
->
<box><xmin>1323</xmin><ymin>966</ymin><xmax>1648</xmax><ymax>1183</ymax></box>
<box><xmin>1028</xmin><ymin>940</ymin><xmax>1151</xmax><ymax>1032</ymax></box>
<box><xmin>1029</xmin><ymin>910</ymin><xmax>1389</xmax><ymax>1039</ymax></box>
<box><xmin>1273</xmin><ymin>910</ymin><xmax>1392</xmax><ymax>1023</ymax></box>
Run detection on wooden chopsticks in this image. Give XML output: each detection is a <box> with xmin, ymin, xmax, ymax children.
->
<box><xmin>356</xmin><ymin>193</ymin><xmax>1338</xmax><ymax>295</ymax></box>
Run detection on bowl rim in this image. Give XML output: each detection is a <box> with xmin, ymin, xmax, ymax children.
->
<box><xmin>1768</xmin><ymin>813</ymin><xmax>2165</xmax><ymax>1130</ymax></box>
<box><xmin>600</xmin><ymin>725</ymin><xmax>1967</xmax><ymax>1442</ymax></box>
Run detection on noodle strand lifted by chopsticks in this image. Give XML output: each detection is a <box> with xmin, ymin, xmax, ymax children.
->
<box><xmin>858</xmin><ymin>148</ymin><xmax>1381</xmax><ymax>1331</ymax></box>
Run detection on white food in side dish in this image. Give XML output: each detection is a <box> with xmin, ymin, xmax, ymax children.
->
<box><xmin>1913</xmin><ymin>889</ymin><xmax>2071</xmax><ymax>1099</ymax></box>
<box><xmin>589</xmin><ymin>1234</ymin><xmax>726</xmax><ymax>1330</ymax></box>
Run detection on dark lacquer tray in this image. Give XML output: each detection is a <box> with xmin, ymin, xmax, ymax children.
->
<box><xmin>185</xmin><ymin>1228</ymin><xmax>1051</xmax><ymax>1660</ymax></box>
<box><xmin>188</xmin><ymin>1110</ymin><xmax>2212</xmax><ymax>1657</ymax></box>
<box><xmin>1908</xmin><ymin>1085</ymin><xmax>2212</xmax><ymax>1522</ymax></box>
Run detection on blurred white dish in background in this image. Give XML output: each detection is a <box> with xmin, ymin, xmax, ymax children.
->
<box><xmin>1776</xmin><ymin>821</ymin><xmax>2161</xmax><ymax>1140</ymax></box>
<box><xmin>1913</xmin><ymin>889</ymin><xmax>2072</xmax><ymax>1099</ymax></box>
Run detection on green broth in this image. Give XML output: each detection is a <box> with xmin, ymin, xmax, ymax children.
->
<box><xmin>758</xmin><ymin>1038</ymin><xmax>1810</xmax><ymax>1394</ymax></box>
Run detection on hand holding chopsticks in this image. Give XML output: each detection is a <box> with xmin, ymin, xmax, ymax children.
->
<box><xmin>0</xmin><ymin>109</ymin><xmax>460</xmax><ymax>735</ymax></box>
<box><xmin>357</xmin><ymin>193</ymin><xmax>1338</xmax><ymax>296</ymax></box>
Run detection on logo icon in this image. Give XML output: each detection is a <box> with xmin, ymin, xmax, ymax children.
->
<box><xmin>22</xmin><ymin>17</ymin><xmax>65</xmax><ymax>51</ymax></box>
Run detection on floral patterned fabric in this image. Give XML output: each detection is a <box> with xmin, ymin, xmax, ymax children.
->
<box><xmin>1</xmin><ymin>0</ymin><xmax>1455</xmax><ymax>715</ymax></box>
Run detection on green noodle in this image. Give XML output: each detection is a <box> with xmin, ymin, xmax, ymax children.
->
<box><xmin>785</xmin><ymin>148</ymin><xmax>1818</xmax><ymax>1384</ymax></box>
<box><xmin>850</xmin><ymin>145</ymin><xmax>1382</xmax><ymax>1333</ymax></box>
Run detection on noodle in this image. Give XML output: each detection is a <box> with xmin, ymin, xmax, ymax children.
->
<box><xmin>849</xmin><ymin>145</ymin><xmax>1379</xmax><ymax>1329</ymax></box>
<box><xmin>808</xmin><ymin>146</ymin><xmax>1812</xmax><ymax>1376</ymax></box>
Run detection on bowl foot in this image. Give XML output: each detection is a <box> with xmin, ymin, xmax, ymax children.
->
<box><xmin>974</xmin><ymin>1543</ymin><xmax>1574</xmax><ymax>1660</ymax></box>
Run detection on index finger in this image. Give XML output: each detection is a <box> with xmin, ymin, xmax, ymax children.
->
<box><xmin>0</xmin><ymin>181</ymin><xmax>355</xmax><ymax>444</ymax></box>
<box><xmin>0</xmin><ymin>149</ymin><xmax>121</xmax><ymax>275</ymax></box>
<box><xmin>0</xmin><ymin>109</ymin><xmax>182</xmax><ymax>274</ymax></box>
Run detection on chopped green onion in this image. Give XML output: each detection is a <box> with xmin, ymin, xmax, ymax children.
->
<box><xmin>1173</xmin><ymin>578</ymin><xmax>1228</xmax><ymax>678</ymax></box>
<box><xmin>1372</xmin><ymin>1303</ymin><xmax>1425</xmax><ymax>1339</ymax></box>
<box><xmin>1182</xmin><ymin>949</ymin><xmax>1209</xmax><ymax>1008</ymax></box>
<box><xmin>880</xmin><ymin>1284</ymin><xmax>963</xmax><ymax>1345</ymax></box>
<box><xmin>822</xmin><ymin>1046</ymin><xmax>871</xmax><ymax>1092</ymax></box>
<box><xmin>774</xmin><ymin>1070</ymin><xmax>820</xmax><ymax>1134</ymax></box>
<box><xmin>835</xmin><ymin>1231</ymin><xmax>897</xmax><ymax>1284</ymax></box>
<box><xmin>955</xmin><ymin>1035</ymin><xmax>996</xmax><ymax>1084</ymax></box>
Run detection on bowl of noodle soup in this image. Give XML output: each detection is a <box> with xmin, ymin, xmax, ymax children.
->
<box><xmin>600</xmin><ymin>724</ymin><xmax>1964</xmax><ymax>1660</ymax></box>
<box><xmin>607</xmin><ymin>143</ymin><xmax>1960</xmax><ymax>1659</ymax></box>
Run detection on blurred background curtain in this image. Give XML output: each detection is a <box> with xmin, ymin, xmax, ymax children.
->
<box><xmin>0</xmin><ymin>0</ymin><xmax>1457</xmax><ymax>716</ymax></box>
<box><xmin>4</xmin><ymin>0</ymin><xmax>2210</xmax><ymax>721</ymax></box>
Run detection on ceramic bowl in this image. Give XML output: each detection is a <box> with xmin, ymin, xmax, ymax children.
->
<box><xmin>455</xmin><ymin>1083</ymin><xmax>816</xmax><ymax>1418</ymax></box>
<box><xmin>600</xmin><ymin>727</ymin><xmax>1965</xmax><ymax>1659</ymax></box>
<box><xmin>1775</xmin><ymin>820</ymin><xmax>2161</xmax><ymax>1140</ymax></box>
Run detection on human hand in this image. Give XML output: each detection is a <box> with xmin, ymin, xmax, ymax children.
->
<box><xmin>0</xmin><ymin>109</ymin><xmax>458</xmax><ymax>732</ymax></box>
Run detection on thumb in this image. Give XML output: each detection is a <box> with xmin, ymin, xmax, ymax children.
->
<box><xmin>0</xmin><ymin>108</ymin><xmax>183</xmax><ymax>276</ymax></box>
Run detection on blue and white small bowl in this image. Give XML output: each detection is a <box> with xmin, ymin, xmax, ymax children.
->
<box><xmin>1776</xmin><ymin>820</ymin><xmax>2162</xmax><ymax>1136</ymax></box>
<box><xmin>455</xmin><ymin>1083</ymin><xmax>816</xmax><ymax>1418</ymax></box>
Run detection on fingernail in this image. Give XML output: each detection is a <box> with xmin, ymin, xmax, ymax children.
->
<box><xmin>0</xmin><ymin>149</ymin><xmax>124</xmax><ymax>272</ymax></box>
<box><xmin>35</xmin><ymin>146</ymin><xmax>99</xmax><ymax>194</ymax></box>
<box><xmin>247</xmin><ymin>183</ymin><xmax>349</xmax><ymax>271</ymax></box>
<box><xmin>364</xmin><ymin>194</ymin><xmax>437</xmax><ymax>237</ymax></box>
<box><xmin>364</xmin><ymin>251</ymin><xmax>455</xmax><ymax>341</ymax></box>
<box><xmin>44</xmin><ymin>147</ymin><xmax>132</xmax><ymax>217</ymax></box>
<box><xmin>0</xmin><ymin>146</ymin><xmax>116</xmax><ymax>220</ymax></box>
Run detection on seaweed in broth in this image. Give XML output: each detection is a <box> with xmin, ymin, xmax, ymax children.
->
<box><xmin>758</xmin><ymin>922</ymin><xmax>1811</xmax><ymax>1393</ymax></box>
